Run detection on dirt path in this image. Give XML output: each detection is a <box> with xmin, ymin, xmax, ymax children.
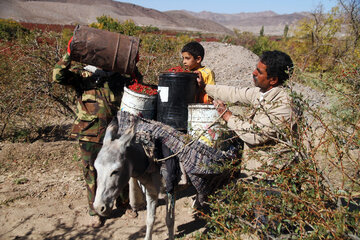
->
<box><xmin>1</xmin><ymin>187</ymin><xmax>205</xmax><ymax>240</ymax></box>
<box><xmin>0</xmin><ymin>140</ymin><xmax>207</xmax><ymax>239</ymax></box>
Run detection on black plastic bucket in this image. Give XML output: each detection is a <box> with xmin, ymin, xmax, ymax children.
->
<box><xmin>157</xmin><ymin>72</ymin><xmax>197</xmax><ymax>131</ymax></box>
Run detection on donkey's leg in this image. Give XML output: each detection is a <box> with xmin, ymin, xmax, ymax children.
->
<box><xmin>144</xmin><ymin>190</ymin><xmax>157</xmax><ymax>240</ymax></box>
<box><xmin>141</xmin><ymin>172</ymin><xmax>160</xmax><ymax>240</ymax></box>
<box><xmin>165</xmin><ymin>192</ymin><xmax>175</xmax><ymax>240</ymax></box>
<box><xmin>129</xmin><ymin>177</ymin><xmax>146</xmax><ymax>211</ymax></box>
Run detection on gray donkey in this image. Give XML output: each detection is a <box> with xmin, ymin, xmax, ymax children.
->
<box><xmin>93</xmin><ymin>117</ymin><xmax>175</xmax><ymax>240</ymax></box>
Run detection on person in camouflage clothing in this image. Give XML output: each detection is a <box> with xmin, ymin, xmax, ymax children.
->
<box><xmin>53</xmin><ymin>48</ymin><xmax>139</xmax><ymax>227</ymax></box>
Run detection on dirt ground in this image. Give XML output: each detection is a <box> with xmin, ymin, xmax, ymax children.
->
<box><xmin>0</xmin><ymin>139</ymin><xmax>209</xmax><ymax>240</ymax></box>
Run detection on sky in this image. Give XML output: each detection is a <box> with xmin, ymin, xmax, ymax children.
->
<box><xmin>116</xmin><ymin>0</ymin><xmax>338</xmax><ymax>14</ymax></box>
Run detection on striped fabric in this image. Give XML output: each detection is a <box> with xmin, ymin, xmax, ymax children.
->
<box><xmin>117</xmin><ymin>111</ymin><xmax>230</xmax><ymax>195</ymax></box>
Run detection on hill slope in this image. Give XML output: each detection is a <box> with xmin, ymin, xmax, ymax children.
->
<box><xmin>0</xmin><ymin>0</ymin><xmax>309</xmax><ymax>35</ymax></box>
<box><xmin>0</xmin><ymin>0</ymin><xmax>233</xmax><ymax>34</ymax></box>
<box><xmin>186</xmin><ymin>10</ymin><xmax>309</xmax><ymax>35</ymax></box>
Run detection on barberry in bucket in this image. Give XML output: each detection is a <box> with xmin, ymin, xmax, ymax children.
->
<box><xmin>128</xmin><ymin>79</ymin><xmax>157</xmax><ymax>96</ymax></box>
<box><xmin>167</xmin><ymin>66</ymin><xmax>190</xmax><ymax>72</ymax></box>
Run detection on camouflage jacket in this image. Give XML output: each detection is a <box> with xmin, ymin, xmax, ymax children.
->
<box><xmin>53</xmin><ymin>53</ymin><xmax>131</xmax><ymax>143</ymax></box>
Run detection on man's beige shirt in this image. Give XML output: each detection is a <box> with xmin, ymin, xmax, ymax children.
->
<box><xmin>206</xmin><ymin>85</ymin><xmax>295</xmax><ymax>178</ymax></box>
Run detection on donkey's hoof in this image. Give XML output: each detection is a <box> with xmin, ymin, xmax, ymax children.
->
<box><xmin>125</xmin><ymin>209</ymin><xmax>138</xmax><ymax>218</ymax></box>
<box><xmin>84</xmin><ymin>215</ymin><xmax>106</xmax><ymax>228</ymax></box>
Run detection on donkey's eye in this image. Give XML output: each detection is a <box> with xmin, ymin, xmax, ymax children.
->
<box><xmin>110</xmin><ymin>170</ymin><xmax>119</xmax><ymax>176</ymax></box>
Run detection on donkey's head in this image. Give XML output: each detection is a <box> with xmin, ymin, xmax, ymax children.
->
<box><xmin>93</xmin><ymin>118</ymin><xmax>136</xmax><ymax>216</ymax></box>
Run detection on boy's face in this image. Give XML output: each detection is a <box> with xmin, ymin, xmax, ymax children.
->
<box><xmin>182</xmin><ymin>52</ymin><xmax>202</xmax><ymax>71</ymax></box>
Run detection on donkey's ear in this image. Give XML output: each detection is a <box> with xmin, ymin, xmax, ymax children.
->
<box><xmin>117</xmin><ymin>118</ymin><xmax>137</xmax><ymax>150</ymax></box>
<box><xmin>103</xmin><ymin>117</ymin><xmax>119</xmax><ymax>145</ymax></box>
<box><xmin>118</xmin><ymin>128</ymin><xmax>135</xmax><ymax>150</ymax></box>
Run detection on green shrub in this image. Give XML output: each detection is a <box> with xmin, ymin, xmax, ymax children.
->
<box><xmin>89</xmin><ymin>15</ymin><xmax>146</xmax><ymax>36</ymax></box>
<box><xmin>141</xmin><ymin>25</ymin><xmax>159</xmax><ymax>33</ymax></box>
<box><xmin>251</xmin><ymin>36</ymin><xmax>279</xmax><ymax>56</ymax></box>
<box><xmin>0</xmin><ymin>19</ymin><xmax>29</xmax><ymax>40</ymax></box>
<box><xmin>61</xmin><ymin>28</ymin><xmax>73</xmax><ymax>44</ymax></box>
<box><xmin>140</xmin><ymin>33</ymin><xmax>180</xmax><ymax>54</ymax></box>
<box><xmin>89</xmin><ymin>16</ymin><xmax>141</xmax><ymax>36</ymax></box>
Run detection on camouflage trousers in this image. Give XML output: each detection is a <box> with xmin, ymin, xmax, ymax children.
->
<box><xmin>79</xmin><ymin>141</ymin><xmax>129</xmax><ymax>216</ymax></box>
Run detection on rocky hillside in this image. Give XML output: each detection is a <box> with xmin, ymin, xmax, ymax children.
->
<box><xmin>186</xmin><ymin>10</ymin><xmax>309</xmax><ymax>35</ymax></box>
<box><xmin>0</xmin><ymin>0</ymin><xmax>233</xmax><ymax>34</ymax></box>
<box><xmin>0</xmin><ymin>0</ymin><xmax>309</xmax><ymax>35</ymax></box>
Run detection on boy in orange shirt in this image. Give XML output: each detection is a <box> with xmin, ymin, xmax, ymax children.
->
<box><xmin>160</xmin><ymin>42</ymin><xmax>216</xmax><ymax>205</ymax></box>
<box><xmin>181</xmin><ymin>41</ymin><xmax>215</xmax><ymax>103</ymax></box>
<box><xmin>169</xmin><ymin>42</ymin><xmax>216</xmax><ymax>194</ymax></box>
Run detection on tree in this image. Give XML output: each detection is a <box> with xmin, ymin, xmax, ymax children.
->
<box><xmin>338</xmin><ymin>0</ymin><xmax>360</xmax><ymax>49</ymax></box>
<box><xmin>259</xmin><ymin>25</ymin><xmax>264</xmax><ymax>36</ymax></box>
<box><xmin>289</xmin><ymin>6</ymin><xmax>344</xmax><ymax>71</ymax></box>
<box><xmin>283</xmin><ymin>24</ymin><xmax>289</xmax><ymax>39</ymax></box>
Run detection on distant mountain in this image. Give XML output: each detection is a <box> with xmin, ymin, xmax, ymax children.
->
<box><xmin>185</xmin><ymin>10</ymin><xmax>310</xmax><ymax>35</ymax></box>
<box><xmin>0</xmin><ymin>0</ymin><xmax>309</xmax><ymax>35</ymax></box>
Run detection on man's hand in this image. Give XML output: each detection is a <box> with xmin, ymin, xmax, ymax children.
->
<box><xmin>213</xmin><ymin>99</ymin><xmax>232</xmax><ymax>122</ymax></box>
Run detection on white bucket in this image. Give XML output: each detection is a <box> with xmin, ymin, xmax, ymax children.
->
<box><xmin>120</xmin><ymin>86</ymin><xmax>157</xmax><ymax>119</ymax></box>
<box><xmin>187</xmin><ymin>103</ymin><xmax>222</xmax><ymax>147</ymax></box>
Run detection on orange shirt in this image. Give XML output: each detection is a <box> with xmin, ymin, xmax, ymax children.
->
<box><xmin>197</xmin><ymin>66</ymin><xmax>215</xmax><ymax>103</ymax></box>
